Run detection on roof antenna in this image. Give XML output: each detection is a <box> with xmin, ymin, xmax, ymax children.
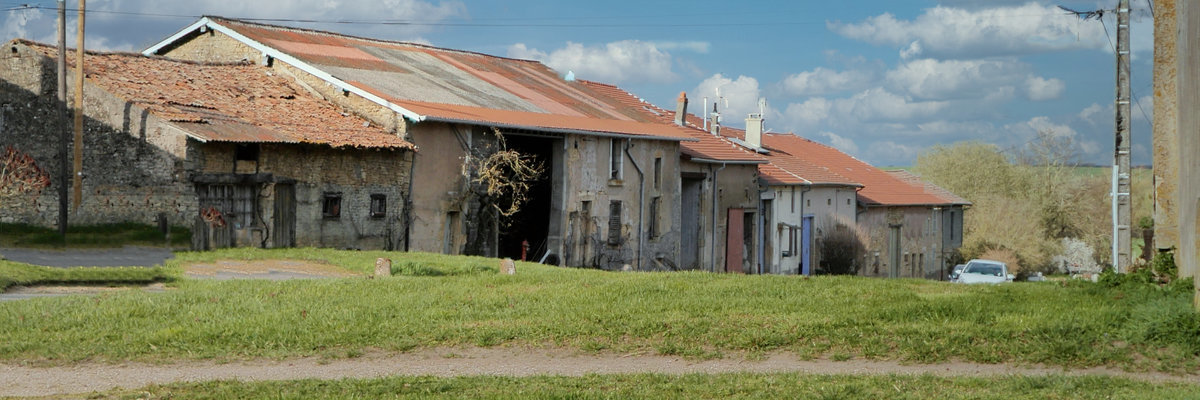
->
<box><xmin>564</xmin><ymin>70</ymin><xmax>575</xmax><ymax>82</ymax></box>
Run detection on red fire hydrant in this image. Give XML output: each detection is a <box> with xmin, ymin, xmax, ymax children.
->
<box><xmin>521</xmin><ymin>239</ymin><xmax>530</xmax><ymax>261</ymax></box>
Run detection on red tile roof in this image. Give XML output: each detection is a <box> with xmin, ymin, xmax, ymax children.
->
<box><xmin>200</xmin><ymin>17</ymin><xmax>695</xmax><ymax>141</ymax></box>
<box><xmin>21</xmin><ymin>40</ymin><xmax>412</xmax><ymax>150</ymax></box>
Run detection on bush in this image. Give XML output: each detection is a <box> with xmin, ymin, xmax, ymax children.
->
<box><xmin>816</xmin><ymin>223</ymin><xmax>865</xmax><ymax>275</ymax></box>
<box><xmin>1099</xmin><ymin>250</ymin><xmax>1181</xmax><ymax>290</ymax></box>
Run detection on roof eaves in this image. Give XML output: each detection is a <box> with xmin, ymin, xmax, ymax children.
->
<box><xmin>143</xmin><ymin>17</ymin><xmax>425</xmax><ymax>124</ymax></box>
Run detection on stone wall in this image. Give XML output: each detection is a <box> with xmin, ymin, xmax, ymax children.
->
<box><xmin>1</xmin><ymin>43</ymin><xmax>195</xmax><ymax>228</ymax></box>
<box><xmin>1153</xmin><ymin>0</ymin><xmax>1180</xmax><ymax>252</ymax></box>
<box><xmin>858</xmin><ymin>205</ymin><xmax>963</xmax><ymax>280</ymax></box>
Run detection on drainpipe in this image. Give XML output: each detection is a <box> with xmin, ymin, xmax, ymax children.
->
<box><xmin>799</xmin><ymin>184</ymin><xmax>811</xmax><ymax>275</ymax></box>
<box><xmin>710</xmin><ymin>162</ymin><xmax>727</xmax><ymax>272</ymax></box>
<box><xmin>403</xmin><ymin>119</ymin><xmax>418</xmax><ymax>252</ymax></box>
<box><xmin>624</xmin><ymin>139</ymin><xmax>645</xmax><ymax>270</ymax></box>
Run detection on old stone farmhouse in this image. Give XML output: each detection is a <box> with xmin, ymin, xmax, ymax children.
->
<box><xmin>0</xmin><ymin>39</ymin><xmax>415</xmax><ymax>250</ymax></box>
<box><xmin>143</xmin><ymin>16</ymin><xmax>718</xmax><ymax>270</ymax></box>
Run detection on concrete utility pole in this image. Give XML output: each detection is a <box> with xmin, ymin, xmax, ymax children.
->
<box><xmin>71</xmin><ymin>0</ymin><xmax>84</xmax><ymax>210</ymax></box>
<box><xmin>56</xmin><ymin>0</ymin><xmax>68</xmax><ymax>236</ymax></box>
<box><xmin>1113</xmin><ymin>0</ymin><xmax>1132</xmax><ymax>273</ymax></box>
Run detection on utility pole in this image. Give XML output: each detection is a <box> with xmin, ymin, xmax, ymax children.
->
<box><xmin>1113</xmin><ymin>0</ymin><xmax>1132</xmax><ymax>273</ymax></box>
<box><xmin>71</xmin><ymin>0</ymin><xmax>84</xmax><ymax>211</ymax></box>
<box><xmin>56</xmin><ymin>0</ymin><xmax>68</xmax><ymax>236</ymax></box>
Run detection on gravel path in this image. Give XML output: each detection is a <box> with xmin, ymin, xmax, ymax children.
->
<box><xmin>0</xmin><ymin>246</ymin><xmax>174</xmax><ymax>268</ymax></box>
<box><xmin>2</xmin><ymin>348</ymin><xmax>1196</xmax><ymax>397</ymax></box>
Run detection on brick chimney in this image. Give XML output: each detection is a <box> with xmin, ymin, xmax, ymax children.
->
<box><xmin>674</xmin><ymin>92</ymin><xmax>688</xmax><ymax>126</ymax></box>
<box><xmin>745</xmin><ymin>113</ymin><xmax>764</xmax><ymax>149</ymax></box>
<box><xmin>709</xmin><ymin>102</ymin><xmax>721</xmax><ymax>136</ymax></box>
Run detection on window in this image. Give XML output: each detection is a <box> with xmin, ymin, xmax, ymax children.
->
<box><xmin>370</xmin><ymin>194</ymin><xmax>386</xmax><ymax>218</ymax></box>
<box><xmin>198</xmin><ymin>184</ymin><xmax>255</xmax><ymax>228</ymax></box>
<box><xmin>608</xmin><ymin>200</ymin><xmax>622</xmax><ymax>245</ymax></box>
<box><xmin>653</xmin><ymin>157</ymin><xmax>662</xmax><ymax>190</ymax></box>
<box><xmin>609</xmin><ymin>139</ymin><xmax>623</xmax><ymax>180</ymax></box>
<box><xmin>322</xmin><ymin>192</ymin><xmax>342</xmax><ymax>219</ymax></box>
<box><xmin>787</xmin><ymin>227</ymin><xmax>797</xmax><ymax>256</ymax></box>
<box><xmin>649</xmin><ymin>196</ymin><xmax>661</xmax><ymax>238</ymax></box>
<box><xmin>847</xmin><ymin>198</ymin><xmax>851</xmax><ymax>205</ymax></box>
<box><xmin>790</xmin><ymin>187</ymin><xmax>795</xmax><ymax>213</ymax></box>
<box><xmin>827</xmin><ymin>198</ymin><xmax>832</xmax><ymax>206</ymax></box>
<box><xmin>235</xmin><ymin>144</ymin><xmax>259</xmax><ymax>161</ymax></box>
<box><xmin>806</xmin><ymin>199</ymin><xmax>811</xmax><ymax>207</ymax></box>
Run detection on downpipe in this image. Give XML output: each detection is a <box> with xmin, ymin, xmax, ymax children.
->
<box><xmin>710</xmin><ymin>162</ymin><xmax>726</xmax><ymax>273</ymax></box>
<box><xmin>624</xmin><ymin>139</ymin><xmax>645</xmax><ymax>270</ymax></box>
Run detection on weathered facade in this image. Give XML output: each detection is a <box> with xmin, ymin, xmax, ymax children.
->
<box><xmin>146</xmin><ymin>17</ymin><xmax>697</xmax><ymax>269</ymax></box>
<box><xmin>0</xmin><ymin>40</ymin><xmax>413</xmax><ymax>249</ymax></box>
<box><xmin>1153</xmin><ymin>0</ymin><xmax>1198</xmax><ymax>287</ymax></box>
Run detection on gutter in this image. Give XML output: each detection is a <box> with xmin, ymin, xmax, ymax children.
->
<box><xmin>422</xmin><ymin>116</ymin><xmax>697</xmax><ymax>143</ymax></box>
<box><xmin>624</xmin><ymin>139</ymin><xmax>645</xmax><ymax>270</ymax></box>
<box><xmin>686</xmin><ymin>157</ymin><xmax>763</xmax><ymax>165</ymax></box>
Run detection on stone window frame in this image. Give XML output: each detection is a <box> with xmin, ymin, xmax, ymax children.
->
<box><xmin>322</xmin><ymin>192</ymin><xmax>342</xmax><ymax>219</ymax></box>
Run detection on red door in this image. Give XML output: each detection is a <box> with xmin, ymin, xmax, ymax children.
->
<box><xmin>726</xmin><ymin>209</ymin><xmax>744</xmax><ymax>273</ymax></box>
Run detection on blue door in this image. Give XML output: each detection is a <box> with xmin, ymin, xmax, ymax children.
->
<box><xmin>801</xmin><ymin>215</ymin><xmax>814</xmax><ymax>275</ymax></box>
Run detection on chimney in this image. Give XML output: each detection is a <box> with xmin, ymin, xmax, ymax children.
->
<box><xmin>745</xmin><ymin>113</ymin><xmax>764</xmax><ymax>149</ymax></box>
<box><xmin>674</xmin><ymin>92</ymin><xmax>688</xmax><ymax>126</ymax></box>
<box><xmin>709</xmin><ymin>102</ymin><xmax>721</xmax><ymax>136</ymax></box>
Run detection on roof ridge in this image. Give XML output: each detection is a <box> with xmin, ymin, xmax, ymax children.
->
<box><xmin>15</xmin><ymin>39</ymin><xmax>254</xmax><ymax>67</ymax></box>
<box><xmin>205</xmin><ymin>15</ymin><xmax>545</xmax><ymax>64</ymax></box>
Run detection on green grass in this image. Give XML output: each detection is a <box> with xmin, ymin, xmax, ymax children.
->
<box><xmin>0</xmin><ymin>249</ymin><xmax>1197</xmax><ymax>372</ymax></box>
<box><xmin>0</xmin><ymin>222</ymin><xmax>190</xmax><ymax>248</ymax></box>
<box><xmin>0</xmin><ymin>259</ymin><xmax>178</xmax><ymax>291</ymax></box>
<box><xmin>83</xmin><ymin>373</ymin><xmax>1200</xmax><ymax>400</ymax></box>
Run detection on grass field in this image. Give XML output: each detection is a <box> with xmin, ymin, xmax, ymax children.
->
<box><xmin>1</xmin><ymin>249</ymin><xmax>1196</xmax><ymax>372</ymax></box>
<box><xmin>82</xmin><ymin>373</ymin><xmax>1200</xmax><ymax>400</ymax></box>
<box><xmin>0</xmin><ymin>259</ymin><xmax>176</xmax><ymax>291</ymax></box>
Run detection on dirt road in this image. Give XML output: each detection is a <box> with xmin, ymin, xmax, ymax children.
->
<box><xmin>2</xmin><ymin>347</ymin><xmax>1196</xmax><ymax>397</ymax></box>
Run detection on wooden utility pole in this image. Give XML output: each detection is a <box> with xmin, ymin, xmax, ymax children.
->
<box><xmin>71</xmin><ymin>0</ymin><xmax>84</xmax><ymax>210</ymax></box>
<box><xmin>56</xmin><ymin>0</ymin><xmax>68</xmax><ymax>235</ymax></box>
<box><xmin>1113</xmin><ymin>0</ymin><xmax>1132</xmax><ymax>272</ymax></box>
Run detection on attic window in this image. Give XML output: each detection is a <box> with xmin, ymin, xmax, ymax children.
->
<box><xmin>10</xmin><ymin>46</ymin><xmax>17</xmax><ymax>54</ymax></box>
<box><xmin>609</xmin><ymin>139</ymin><xmax>623</xmax><ymax>181</ymax></box>
<box><xmin>235</xmin><ymin>144</ymin><xmax>259</xmax><ymax>162</ymax></box>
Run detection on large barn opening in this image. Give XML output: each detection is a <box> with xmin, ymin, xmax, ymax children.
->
<box><xmin>498</xmin><ymin>133</ymin><xmax>559</xmax><ymax>263</ymax></box>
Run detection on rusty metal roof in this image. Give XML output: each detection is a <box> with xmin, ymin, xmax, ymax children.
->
<box><xmin>20</xmin><ymin>40</ymin><xmax>413</xmax><ymax>150</ymax></box>
<box><xmin>577</xmin><ymin>81</ymin><xmax>764</xmax><ymax>163</ymax></box>
<box><xmin>200</xmin><ymin>17</ymin><xmax>695</xmax><ymax>141</ymax></box>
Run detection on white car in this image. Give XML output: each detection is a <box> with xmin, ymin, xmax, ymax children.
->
<box><xmin>955</xmin><ymin>259</ymin><xmax>1014</xmax><ymax>284</ymax></box>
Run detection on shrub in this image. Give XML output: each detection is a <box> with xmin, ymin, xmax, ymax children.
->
<box><xmin>816</xmin><ymin>223</ymin><xmax>865</xmax><ymax>275</ymax></box>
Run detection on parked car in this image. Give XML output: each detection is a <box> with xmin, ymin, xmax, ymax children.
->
<box><xmin>955</xmin><ymin>259</ymin><xmax>1014</xmax><ymax>284</ymax></box>
<box><xmin>948</xmin><ymin>264</ymin><xmax>966</xmax><ymax>282</ymax></box>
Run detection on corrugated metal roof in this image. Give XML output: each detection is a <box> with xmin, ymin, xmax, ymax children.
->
<box><xmin>23</xmin><ymin>41</ymin><xmax>412</xmax><ymax>150</ymax></box>
<box><xmin>207</xmin><ymin>17</ymin><xmax>697</xmax><ymax>140</ymax></box>
<box><xmin>578</xmin><ymin>81</ymin><xmax>765</xmax><ymax>163</ymax></box>
<box><xmin>886</xmin><ymin>170</ymin><xmax>973</xmax><ymax>206</ymax></box>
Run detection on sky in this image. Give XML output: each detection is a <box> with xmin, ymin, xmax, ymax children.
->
<box><xmin>1</xmin><ymin>0</ymin><xmax>1156</xmax><ymax>167</ymax></box>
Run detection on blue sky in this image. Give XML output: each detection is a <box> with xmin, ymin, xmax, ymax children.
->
<box><xmin>2</xmin><ymin>0</ymin><xmax>1155</xmax><ymax>166</ymax></box>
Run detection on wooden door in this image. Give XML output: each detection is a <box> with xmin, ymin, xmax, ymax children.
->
<box><xmin>725</xmin><ymin>208</ymin><xmax>744</xmax><ymax>273</ymax></box>
<box><xmin>273</xmin><ymin>183</ymin><xmax>296</xmax><ymax>248</ymax></box>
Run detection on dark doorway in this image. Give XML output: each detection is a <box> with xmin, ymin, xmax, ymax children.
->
<box><xmin>680</xmin><ymin>177</ymin><xmax>703</xmax><ymax>270</ymax></box>
<box><xmin>498</xmin><ymin>134</ymin><xmax>556</xmax><ymax>262</ymax></box>
<box><xmin>272</xmin><ymin>183</ymin><xmax>296</xmax><ymax>248</ymax></box>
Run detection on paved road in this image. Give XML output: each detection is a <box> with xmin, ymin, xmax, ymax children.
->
<box><xmin>0</xmin><ymin>246</ymin><xmax>174</xmax><ymax>268</ymax></box>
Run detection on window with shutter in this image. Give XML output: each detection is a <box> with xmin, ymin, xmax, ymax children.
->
<box><xmin>608</xmin><ymin>200</ymin><xmax>622</xmax><ymax>245</ymax></box>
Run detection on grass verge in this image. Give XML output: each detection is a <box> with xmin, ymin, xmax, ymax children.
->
<box><xmin>0</xmin><ymin>249</ymin><xmax>1196</xmax><ymax>372</ymax></box>
<box><xmin>82</xmin><ymin>373</ymin><xmax>1200</xmax><ymax>400</ymax></box>
<box><xmin>0</xmin><ymin>259</ymin><xmax>177</xmax><ymax>291</ymax></box>
<box><xmin>0</xmin><ymin>222</ymin><xmax>190</xmax><ymax>248</ymax></box>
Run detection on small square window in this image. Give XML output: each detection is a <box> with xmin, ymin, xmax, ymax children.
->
<box><xmin>370</xmin><ymin>194</ymin><xmax>386</xmax><ymax>218</ymax></box>
<box><xmin>235</xmin><ymin>144</ymin><xmax>259</xmax><ymax>161</ymax></box>
<box><xmin>322</xmin><ymin>192</ymin><xmax>342</xmax><ymax>219</ymax></box>
<box><xmin>827</xmin><ymin>198</ymin><xmax>832</xmax><ymax>206</ymax></box>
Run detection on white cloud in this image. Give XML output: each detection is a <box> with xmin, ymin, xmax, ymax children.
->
<box><xmin>842</xmin><ymin>88</ymin><xmax>948</xmax><ymax>122</ymax></box>
<box><xmin>780</xmin><ymin>67</ymin><xmax>874</xmax><ymax>96</ymax></box>
<box><xmin>1</xmin><ymin>8</ymin><xmax>41</xmax><ymax>42</ymax></box>
<box><xmin>886</xmin><ymin>58</ymin><xmax>1024</xmax><ymax>100</ymax></box>
<box><xmin>784</xmin><ymin>98</ymin><xmax>832</xmax><ymax>127</ymax></box>
<box><xmin>1025</xmin><ymin>76</ymin><xmax>1065</xmax><ymax>101</ymax></box>
<box><xmin>1078</xmin><ymin>103</ymin><xmax>1106</xmax><ymax>125</ymax></box>
<box><xmin>692</xmin><ymin>74</ymin><xmax>768</xmax><ymax>126</ymax></box>
<box><xmin>819</xmin><ymin>131</ymin><xmax>858</xmax><ymax>154</ymax></box>
<box><xmin>1006</xmin><ymin>116</ymin><xmax>1079</xmax><ymax>140</ymax></box>
<box><xmin>508</xmin><ymin>40</ymin><xmax>677</xmax><ymax>84</ymax></box>
<box><xmin>829</xmin><ymin>3</ymin><xmax>1108</xmax><ymax>59</ymax></box>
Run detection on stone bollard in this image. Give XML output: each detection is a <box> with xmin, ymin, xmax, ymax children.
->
<box><xmin>621</xmin><ymin>264</ymin><xmax>633</xmax><ymax>272</ymax></box>
<box><xmin>375</xmin><ymin>258</ymin><xmax>392</xmax><ymax>278</ymax></box>
<box><xmin>500</xmin><ymin>258</ymin><xmax>516</xmax><ymax>275</ymax></box>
